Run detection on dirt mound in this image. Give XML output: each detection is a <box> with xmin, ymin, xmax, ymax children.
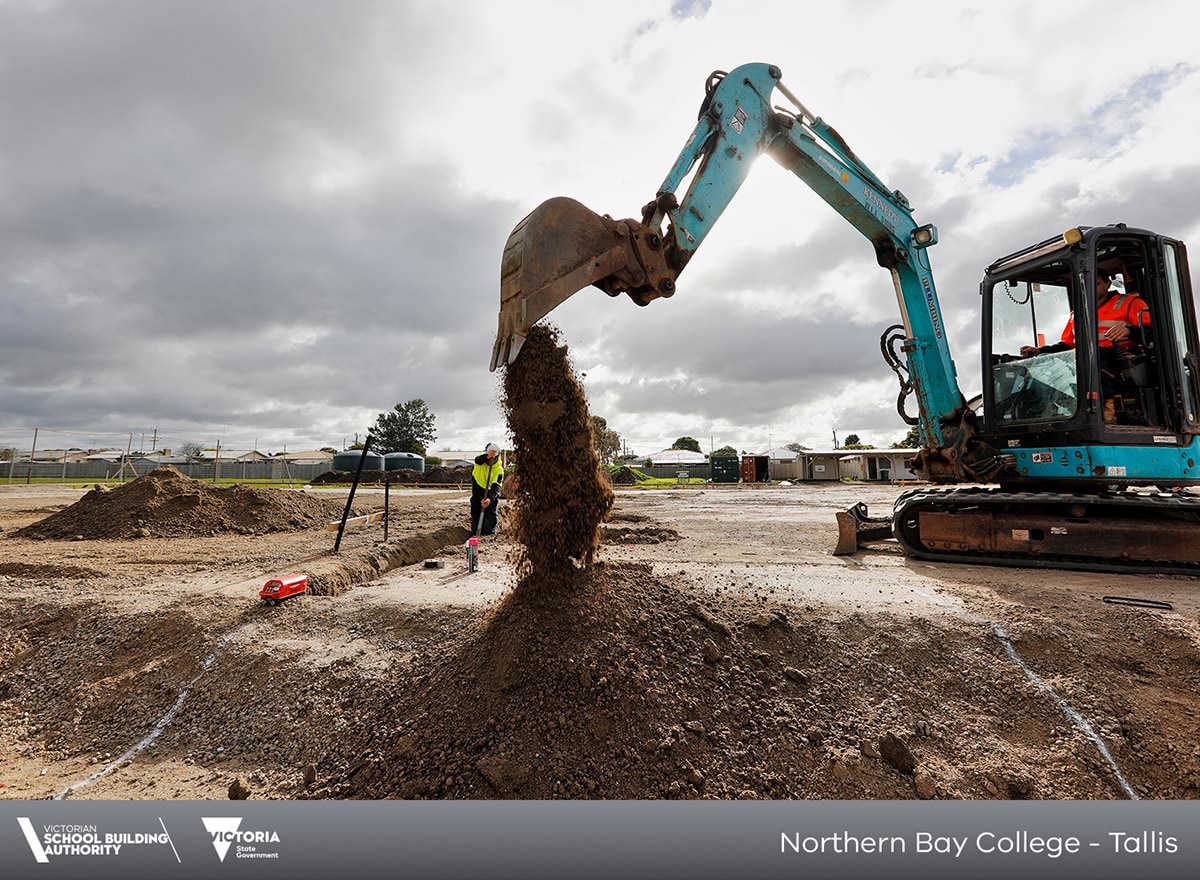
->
<box><xmin>15</xmin><ymin>466</ymin><xmax>354</xmax><ymax>540</ymax></box>
<box><xmin>316</xmin><ymin>562</ymin><xmax>954</xmax><ymax>800</ymax></box>
<box><xmin>501</xmin><ymin>325</ymin><xmax>613</xmax><ymax>586</ymax></box>
<box><xmin>611</xmin><ymin>466</ymin><xmax>642</xmax><ymax>485</ymax></box>
<box><xmin>310</xmin><ymin>470</ymin><xmax>390</xmax><ymax>485</ymax></box>
<box><xmin>310</xmin><ymin>466</ymin><xmax>470</xmax><ymax>486</ymax></box>
<box><xmin>0</xmin><ymin>561</ymin><xmax>103</xmax><ymax>579</ymax></box>
<box><xmin>323</xmin><ymin>562</ymin><xmax>805</xmax><ymax>798</ymax></box>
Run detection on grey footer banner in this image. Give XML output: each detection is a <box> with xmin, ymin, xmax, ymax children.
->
<box><xmin>0</xmin><ymin>800</ymin><xmax>1196</xmax><ymax>880</ymax></box>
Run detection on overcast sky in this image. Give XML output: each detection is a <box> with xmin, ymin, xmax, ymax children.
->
<box><xmin>2</xmin><ymin>0</ymin><xmax>1199</xmax><ymax>458</ymax></box>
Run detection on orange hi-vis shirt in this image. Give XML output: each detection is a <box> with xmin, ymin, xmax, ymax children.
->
<box><xmin>1060</xmin><ymin>292</ymin><xmax>1151</xmax><ymax>349</ymax></box>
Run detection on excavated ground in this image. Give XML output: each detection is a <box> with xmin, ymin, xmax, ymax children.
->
<box><xmin>1</xmin><ymin>481</ymin><xmax>1198</xmax><ymax>801</ymax></box>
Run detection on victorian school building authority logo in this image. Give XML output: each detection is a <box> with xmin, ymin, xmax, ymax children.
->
<box><xmin>16</xmin><ymin>816</ymin><xmax>179</xmax><ymax>863</ymax></box>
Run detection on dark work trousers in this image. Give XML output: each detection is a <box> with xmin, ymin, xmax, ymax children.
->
<box><xmin>1099</xmin><ymin>346</ymin><xmax>1135</xmax><ymax>400</ymax></box>
<box><xmin>470</xmin><ymin>484</ymin><xmax>499</xmax><ymax>536</ymax></box>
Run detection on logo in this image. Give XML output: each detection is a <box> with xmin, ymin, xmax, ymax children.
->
<box><xmin>729</xmin><ymin>104</ymin><xmax>748</xmax><ymax>133</ymax></box>
<box><xmin>16</xmin><ymin>817</ymin><xmax>178</xmax><ymax>863</ymax></box>
<box><xmin>818</xmin><ymin>154</ymin><xmax>851</xmax><ymax>186</ymax></box>
<box><xmin>202</xmin><ymin>817</ymin><xmax>281</xmax><ymax>862</ymax></box>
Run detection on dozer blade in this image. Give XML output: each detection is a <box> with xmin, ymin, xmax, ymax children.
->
<box><xmin>833</xmin><ymin>502</ymin><xmax>895</xmax><ymax>555</ymax></box>
<box><xmin>490</xmin><ymin>197</ymin><xmax>631</xmax><ymax>371</ymax></box>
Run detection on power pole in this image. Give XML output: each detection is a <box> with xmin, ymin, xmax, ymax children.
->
<box><xmin>151</xmin><ymin>426</ymin><xmax>157</xmax><ymax>452</ymax></box>
<box><xmin>25</xmin><ymin>427</ymin><xmax>39</xmax><ymax>484</ymax></box>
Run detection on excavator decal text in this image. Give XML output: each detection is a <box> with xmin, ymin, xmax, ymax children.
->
<box><xmin>922</xmin><ymin>276</ymin><xmax>943</xmax><ymax>339</ymax></box>
<box><xmin>818</xmin><ymin>155</ymin><xmax>851</xmax><ymax>185</ymax></box>
<box><xmin>864</xmin><ymin>187</ymin><xmax>899</xmax><ymax>231</ymax></box>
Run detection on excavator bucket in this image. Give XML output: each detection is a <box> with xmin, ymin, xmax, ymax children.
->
<box><xmin>490</xmin><ymin>197</ymin><xmax>631</xmax><ymax>371</ymax></box>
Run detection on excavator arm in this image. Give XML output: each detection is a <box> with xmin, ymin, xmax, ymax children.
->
<box><xmin>491</xmin><ymin>62</ymin><xmax>966</xmax><ymax>451</ymax></box>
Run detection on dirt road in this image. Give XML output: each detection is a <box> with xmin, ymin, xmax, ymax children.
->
<box><xmin>1</xmin><ymin>481</ymin><xmax>1197</xmax><ymax>800</ymax></box>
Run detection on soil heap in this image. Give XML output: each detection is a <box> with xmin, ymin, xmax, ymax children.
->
<box><xmin>310</xmin><ymin>466</ymin><xmax>471</xmax><ymax>486</ymax></box>
<box><xmin>15</xmin><ymin>465</ymin><xmax>355</xmax><ymax>540</ymax></box>
<box><xmin>501</xmin><ymin>324</ymin><xmax>614</xmax><ymax>586</ymax></box>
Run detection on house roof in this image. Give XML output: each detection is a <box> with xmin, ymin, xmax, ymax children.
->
<box><xmin>274</xmin><ymin>450</ymin><xmax>334</xmax><ymax>461</ymax></box>
<box><xmin>643</xmin><ymin>449</ymin><xmax>708</xmax><ymax>465</ymax></box>
<box><xmin>765</xmin><ymin>446</ymin><xmax>800</xmax><ymax>460</ymax></box>
<box><xmin>800</xmin><ymin>448</ymin><xmax>916</xmax><ymax>457</ymax></box>
<box><xmin>194</xmin><ymin>449</ymin><xmax>268</xmax><ymax>461</ymax></box>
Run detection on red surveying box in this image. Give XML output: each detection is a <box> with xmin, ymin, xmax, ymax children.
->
<box><xmin>260</xmin><ymin>573</ymin><xmax>308</xmax><ymax>605</ymax></box>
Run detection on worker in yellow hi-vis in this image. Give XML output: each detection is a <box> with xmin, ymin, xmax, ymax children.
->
<box><xmin>470</xmin><ymin>443</ymin><xmax>504</xmax><ymax>536</ymax></box>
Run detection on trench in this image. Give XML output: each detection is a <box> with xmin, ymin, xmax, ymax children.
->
<box><xmin>52</xmin><ymin>526</ymin><xmax>472</xmax><ymax>799</ymax></box>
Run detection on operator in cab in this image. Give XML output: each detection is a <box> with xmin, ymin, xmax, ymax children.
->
<box><xmin>470</xmin><ymin>443</ymin><xmax>505</xmax><ymax>536</ymax></box>
<box><xmin>1019</xmin><ymin>269</ymin><xmax>1151</xmax><ymax>423</ymax></box>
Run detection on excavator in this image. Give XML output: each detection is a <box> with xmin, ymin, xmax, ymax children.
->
<box><xmin>490</xmin><ymin>62</ymin><xmax>1200</xmax><ymax>576</ymax></box>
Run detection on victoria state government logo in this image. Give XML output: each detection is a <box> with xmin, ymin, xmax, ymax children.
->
<box><xmin>202</xmin><ymin>817</ymin><xmax>282</xmax><ymax>862</ymax></box>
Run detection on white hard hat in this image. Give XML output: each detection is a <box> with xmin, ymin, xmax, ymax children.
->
<box><xmin>485</xmin><ymin>443</ymin><xmax>500</xmax><ymax>455</ymax></box>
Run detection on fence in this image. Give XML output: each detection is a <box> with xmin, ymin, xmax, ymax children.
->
<box><xmin>2</xmin><ymin>459</ymin><xmax>333</xmax><ymax>484</ymax></box>
<box><xmin>637</xmin><ymin>464</ymin><xmax>713</xmax><ymax>480</ymax></box>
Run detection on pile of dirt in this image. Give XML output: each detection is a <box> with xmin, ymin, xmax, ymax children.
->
<box><xmin>611</xmin><ymin>466</ymin><xmax>641</xmax><ymax>485</ymax></box>
<box><xmin>500</xmin><ymin>325</ymin><xmax>613</xmax><ymax>584</ymax></box>
<box><xmin>14</xmin><ymin>466</ymin><xmax>355</xmax><ymax>540</ymax></box>
<box><xmin>310</xmin><ymin>466</ymin><xmax>470</xmax><ymax>486</ymax></box>
<box><xmin>317</xmin><ymin>561</ymin><xmax>1064</xmax><ymax>801</ymax></box>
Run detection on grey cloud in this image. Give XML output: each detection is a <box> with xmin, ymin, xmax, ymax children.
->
<box><xmin>670</xmin><ymin>0</ymin><xmax>712</xmax><ymax>19</ymax></box>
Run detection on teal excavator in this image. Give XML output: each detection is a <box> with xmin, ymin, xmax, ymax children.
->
<box><xmin>491</xmin><ymin>63</ymin><xmax>1200</xmax><ymax>575</ymax></box>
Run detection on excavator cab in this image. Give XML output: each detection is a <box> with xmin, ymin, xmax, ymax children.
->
<box><xmin>981</xmin><ymin>225</ymin><xmax>1200</xmax><ymax>480</ymax></box>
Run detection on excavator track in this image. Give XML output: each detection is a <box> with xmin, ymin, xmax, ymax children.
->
<box><xmin>891</xmin><ymin>486</ymin><xmax>1200</xmax><ymax>577</ymax></box>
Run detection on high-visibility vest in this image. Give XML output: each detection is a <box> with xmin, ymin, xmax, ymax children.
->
<box><xmin>1060</xmin><ymin>292</ymin><xmax>1151</xmax><ymax>349</ymax></box>
<box><xmin>472</xmin><ymin>457</ymin><xmax>504</xmax><ymax>491</ymax></box>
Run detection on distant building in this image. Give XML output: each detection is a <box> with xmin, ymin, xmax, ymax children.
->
<box><xmin>642</xmin><ymin>449</ymin><xmax>709</xmax><ymax>466</ymax></box>
<box><xmin>194</xmin><ymin>449</ymin><xmax>270</xmax><ymax>463</ymax></box>
<box><xmin>273</xmin><ymin>450</ymin><xmax>334</xmax><ymax>466</ymax></box>
<box><xmin>774</xmin><ymin>448</ymin><xmax>919</xmax><ymax>481</ymax></box>
<box><xmin>430</xmin><ymin>451</ymin><xmax>482</xmax><ymax>469</ymax></box>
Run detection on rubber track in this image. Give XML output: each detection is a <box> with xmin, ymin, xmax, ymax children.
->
<box><xmin>891</xmin><ymin>486</ymin><xmax>1200</xmax><ymax>577</ymax></box>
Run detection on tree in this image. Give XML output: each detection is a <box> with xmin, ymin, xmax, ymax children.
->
<box><xmin>178</xmin><ymin>441</ymin><xmax>204</xmax><ymax>461</ymax></box>
<box><xmin>0</xmin><ymin>447</ymin><xmax>15</xmax><ymax>462</ymax></box>
<box><xmin>712</xmin><ymin>445</ymin><xmax>738</xmax><ymax>457</ymax></box>
<box><xmin>371</xmin><ymin>399</ymin><xmax>437</xmax><ymax>454</ymax></box>
<box><xmin>892</xmin><ymin>425</ymin><xmax>922</xmax><ymax>448</ymax></box>
<box><xmin>590</xmin><ymin>416</ymin><xmax>621</xmax><ymax>464</ymax></box>
<box><xmin>671</xmin><ymin>436</ymin><xmax>702</xmax><ymax>453</ymax></box>
<box><xmin>786</xmin><ymin>442</ymin><xmax>810</xmax><ymax>452</ymax></box>
<box><xmin>842</xmin><ymin>433</ymin><xmax>870</xmax><ymax>450</ymax></box>
<box><xmin>320</xmin><ymin>446</ymin><xmax>337</xmax><ymax>454</ymax></box>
